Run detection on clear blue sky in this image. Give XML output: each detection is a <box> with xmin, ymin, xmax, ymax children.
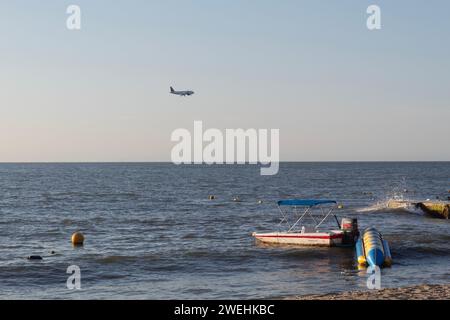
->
<box><xmin>1</xmin><ymin>0</ymin><xmax>449</xmax><ymax>161</ymax></box>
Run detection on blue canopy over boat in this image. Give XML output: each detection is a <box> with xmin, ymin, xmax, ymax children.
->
<box><xmin>277</xmin><ymin>199</ymin><xmax>337</xmax><ymax>207</ymax></box>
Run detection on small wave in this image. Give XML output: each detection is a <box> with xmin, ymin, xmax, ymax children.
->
<box><xmin>394</xmin><ymin>246</ymin><xmax>450</xmax><ymax>259</ymax></box>
<box><xmin>95</xmin><ymin>255</ymin><xmax>143</xmax><ymax>264</ymax></box>
<box><xmin>98</xmin><ymin>273</ymin><xmax>127</xmax><ymax>280</ymax></box>
<box><xmin>356</xmin><ymin>201</ymin><xmax>388</xmax><ymax>213</ymax></box>
<box><xmin>94</xmin><ymin>253</ymin><xmax>162</xmax><ymax>265</ymax></box>
<box><xmin>356</xmin><ymin>199</ymin><xmax>424</xmax><ymax>215</ymax></box>
<box><xmin>62</xmin><ymin>219</ymin><xmax>74</xmax><ymax>226</ymax></box>
<box><xmin>41</xmin><ymin>192</ymin><xmax>140</xmax><ymax>203</ymax></box>
<box><xmin>182</xmin><ymin>233</ymin><xmax>197</xmax><ymax>239</ymax></box>
<box><xmin>182</xmin><ymin>288</ymin><xmax>213</xmax><ymax>295</ymax></box>
<box><xmin>184</xmin><ymin>250</ymin><xmax>210</xmax><ymax>258</ymax></box>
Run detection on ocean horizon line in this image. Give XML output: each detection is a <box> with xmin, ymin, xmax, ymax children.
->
<box><xmin>0</xmin><ymin>160</ymin><xmax>449</xmax><ymax>164</ymax></box>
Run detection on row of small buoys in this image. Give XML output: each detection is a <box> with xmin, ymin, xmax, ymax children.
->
<box><xmin>208</xmin><ymin>195</ymin><xmax>263</xmax><ymax>204</ymax></box>
<box><xmin>435</xmin><ymin>195</ymin><xmax>450</xmax><ymax>200</ymax></box>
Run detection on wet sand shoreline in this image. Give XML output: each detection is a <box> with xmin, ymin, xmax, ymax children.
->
<box><xmin>287</xmin><ymin>284</ymin><xmax>450</xmax><ymax>300</ymax></box>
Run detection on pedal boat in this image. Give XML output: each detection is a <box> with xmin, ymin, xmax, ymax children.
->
<box><xmin>252</xmin><ymin>199</ymin><xmax>359</xmax><ymax>247</ymax></box>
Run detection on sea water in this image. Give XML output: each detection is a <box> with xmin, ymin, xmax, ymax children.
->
<box><xmin>0</xmin><ymin>162</ymin><xmax>448</xmax><ymax>299</ymax></box>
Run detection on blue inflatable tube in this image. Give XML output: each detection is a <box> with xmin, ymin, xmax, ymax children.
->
<box><xmin>355</xmin><ymin>228</ymin><xmax>392</xmax><ymax>268</ymax></box>
<box><xmin>382</xmin><ymin>239</ymin><xmax>392</xmax><ymax>267</ymax></box>
<box><xmin>366</xmin><ymin>246</ymin><xmax>384</xmax><ymax>267</ymax></box>
<box><xmin>356</xmin><ymin>239</ymin><xmax>366</xmax><ymax>265</ymax></box>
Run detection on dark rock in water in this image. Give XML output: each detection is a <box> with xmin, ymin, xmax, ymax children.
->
<box><xmin>27</xmin><ymin>255</ymin><xmax>43</xmax><ymax>260</ymax></box>
<box><xmin>416</xmin><ymin>202</ymin><xmax>450</xmax><ymax>219</ymax></box>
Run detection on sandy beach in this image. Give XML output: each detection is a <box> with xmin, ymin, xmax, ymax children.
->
<box><xmin>288</xmin><ymin>284</ymin><xmax>450</xmax><ymax>300</ymax></box>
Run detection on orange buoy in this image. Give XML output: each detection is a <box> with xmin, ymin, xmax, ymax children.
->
<box><xmin>71</xmin><ymin>232</ymin><xmax>85</xmax><ymax>246</ymax></box>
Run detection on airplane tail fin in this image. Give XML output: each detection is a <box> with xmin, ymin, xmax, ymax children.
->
<box><xmin>170</xmin><ymin>86</ymin><xmax>174</xmax><ymax>93</ymax></box>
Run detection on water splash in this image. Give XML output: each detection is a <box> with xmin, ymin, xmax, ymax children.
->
<box><xmin>356</xmin><ymin>198</ymin><xmax>426</xmax><ymax>215</ymax></box>
<box><xmin>356</xmin><ymin>178</ymin><xmax>425</xmax><ymax>215</ymax></box>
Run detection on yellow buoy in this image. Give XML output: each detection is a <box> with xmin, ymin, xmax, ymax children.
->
<box><xmin>357</xmin><ymin>264</ymin><xmax>367</xmax><ymax>271</ymax></box>
<box><xmin>71</xmin><ymin>232</ymin><xmax>85</xmax><ymax>246</ymax></box>
<box><xmin>208</xmin><ymin>195</ymin><xmax>215</xmax><ymax>200</ymax></box>
<box><xmin>357</xmin><ymin>255</ymin><xmax>367</xmax><ymax>265</ymax></box>
<box><xmin>338</xmin><ymin>204</ymin><xmax>344</xmax><ymax>209</ymax></box>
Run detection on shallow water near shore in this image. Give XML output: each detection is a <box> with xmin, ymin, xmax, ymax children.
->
<box><xmin>0</xmin><ymin>162</ymin><xmax>449</xmax><ymax>299</ymax></box>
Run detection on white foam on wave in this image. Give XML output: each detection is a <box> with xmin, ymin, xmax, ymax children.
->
<box><xmin>356</xmin><ymin>201</ymin><xmax>389</xmax><ymax>213</ymax></box>
<box><xmin>356</xmin><ymin>198</ymin><xmax>425</xmax><ymax>215</ymax></box>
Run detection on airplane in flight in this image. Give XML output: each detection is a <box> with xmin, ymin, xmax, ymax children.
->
<box><xmin>170</xmin><ymin>86</ymin><xmax>194</xmax><ymax>96</ymax></box>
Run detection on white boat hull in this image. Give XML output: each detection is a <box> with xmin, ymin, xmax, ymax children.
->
<box><xmin>252</xmin><ymin>230</ymin><xmax>344</xmax><ymax>247</ymax></box>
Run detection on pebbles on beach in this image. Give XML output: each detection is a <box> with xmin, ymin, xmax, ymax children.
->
<box><xmin>289</xmin><ymin>284</ymin><xmax>450</xmax><ymax>300</ymax></box>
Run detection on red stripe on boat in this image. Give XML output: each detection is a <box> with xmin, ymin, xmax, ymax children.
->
<box><xmin>255</xmin><ymin>234</ymin><xmax>343</xmax><ymax>240</ymax></box>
